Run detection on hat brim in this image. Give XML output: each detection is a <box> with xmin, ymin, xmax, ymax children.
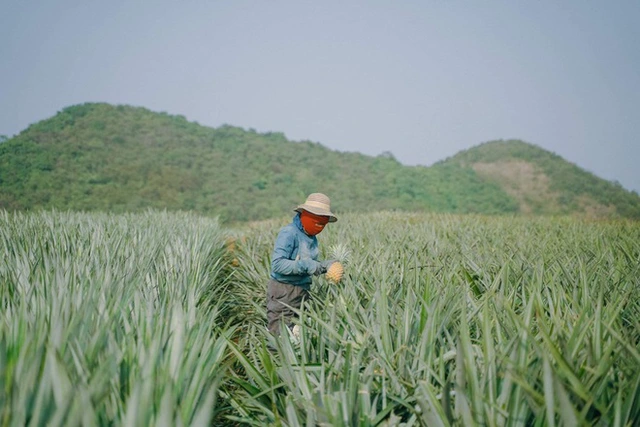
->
<box><xmin>295</xmin><ymin>205</ymin><xmax>338</xmax><ymax>222</ymax></box>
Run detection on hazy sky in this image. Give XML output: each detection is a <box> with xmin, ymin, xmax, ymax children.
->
<box><xmin>2</xmin><ymin>0</ymin><xmax>639</xmax><ymax>192</ymax></box>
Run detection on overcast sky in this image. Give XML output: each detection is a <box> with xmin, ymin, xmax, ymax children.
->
<box><xmin>2</xmin><ymin>0</ymin><xmax>639</xmax><ymax>192</ymax></box>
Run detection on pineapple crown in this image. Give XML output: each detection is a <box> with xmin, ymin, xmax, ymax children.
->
<box><xmin>329</xmin><ymin>243</ymin><xmax>351</xmax><ymax>264</ymax></box>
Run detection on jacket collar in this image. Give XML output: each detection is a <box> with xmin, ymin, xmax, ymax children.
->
<box><xmin>293</xmin><ymin>212</ymin><xmax>304</xmax><ymax>231</ymax></box>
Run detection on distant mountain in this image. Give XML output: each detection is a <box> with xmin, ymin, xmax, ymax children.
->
<box><xmin>1</xmin><ymin>103</ymin><xmax>638</xmax><ymax>221</ymax></box>
<box><xmin>440</xmin><ymin>140</ymin><xmax>640</xmax><ymax>219</ymax></box>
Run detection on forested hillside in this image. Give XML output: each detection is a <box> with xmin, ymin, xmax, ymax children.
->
<box><xmin>1</xmin><ymin>103</ymin><xmax>639</xmax><ymax>221</ymax></box>
<box><xmin>443</xmin><ymin>140</ymin><xmax>640</xmax><ymax>218</ymax></box>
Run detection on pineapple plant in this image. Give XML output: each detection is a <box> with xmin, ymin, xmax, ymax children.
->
<box><xmin>326</xmin><ymin>243</ymin><xmax>351</xmax><ymax>283</ymax></box>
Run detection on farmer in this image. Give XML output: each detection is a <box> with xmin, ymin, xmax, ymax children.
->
<box><xmin>267</xmin><ymin>193</ymin><xmax>337</xmax><ymax>335</ymax></box>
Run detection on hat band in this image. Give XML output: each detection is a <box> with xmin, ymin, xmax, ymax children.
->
<box><xmin>304</xmin><ymin>200</ymin><xmax>330</xmax><ymax>211</ymax></box>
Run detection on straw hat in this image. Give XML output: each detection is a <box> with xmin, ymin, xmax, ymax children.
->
<box><xmin>295</xmin><ymin>193</ymin><xmax>338</xmax><ymax>222</ymax></box>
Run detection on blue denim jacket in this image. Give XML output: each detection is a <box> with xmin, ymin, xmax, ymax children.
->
<box><xmin>270</xmin><ymin>213</ymin><xmax>319</xmax><ymax>289</ymax></box>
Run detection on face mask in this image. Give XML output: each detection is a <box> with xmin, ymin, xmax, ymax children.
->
<box><xmin>300</xmin><ymin>210</ymin><xmax>330</xmax><ymax>236</ymax></box>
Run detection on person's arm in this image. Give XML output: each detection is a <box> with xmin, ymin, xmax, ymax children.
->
<box><xmin>271</xmin><ymin>231</ymin><xmax>322</xmax><ymax>275</ymax></box>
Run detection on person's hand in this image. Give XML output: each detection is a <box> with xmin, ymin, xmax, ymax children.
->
<box><xmin>320</xmin><ymin>259</ymin><xmax>337</xmax><ymax>274</ymax></box>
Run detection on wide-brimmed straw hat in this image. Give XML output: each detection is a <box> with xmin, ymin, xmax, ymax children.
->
<box><xmin>295</xmin><ymin>193</ymin><xmax>338</xmax><ymax>222</ymax></box>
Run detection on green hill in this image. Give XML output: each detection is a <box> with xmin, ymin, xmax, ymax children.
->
<box><xmin>441</xmin><ymin>140</ymin><xmax>640</xmax><ymax>218</ymax></box>
<box><xmin>1</xmin><ymin>103</ymin><xmax>638</xmax><ymax>221</ymax></box>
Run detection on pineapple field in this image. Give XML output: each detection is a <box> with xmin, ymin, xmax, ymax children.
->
<box><xmin>1</xmin><ymin>210</ymin><xmax>639</xmax><ymax>426</ymax></box>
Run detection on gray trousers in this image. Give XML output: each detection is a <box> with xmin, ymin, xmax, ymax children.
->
<box><xmin>267</xmin><ymin>279</ymin><xmax>310</xmax><ymax>335</ymax></box>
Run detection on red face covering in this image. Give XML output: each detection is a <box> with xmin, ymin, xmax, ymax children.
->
<box><xmin>300</xmin><ymin>210</ymin><xmax>330</xmax><ymax>236</ymax></box>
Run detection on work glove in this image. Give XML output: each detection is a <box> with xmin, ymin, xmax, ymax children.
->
<box><xmin>319</xmin><ymin>259</ymin><xmax>337</xmax><ymax>274</ymax></box>
<box><xmin>297</xmin><ymin>259</ymin><xmax>323</xmax><ymax>275</ymax></box>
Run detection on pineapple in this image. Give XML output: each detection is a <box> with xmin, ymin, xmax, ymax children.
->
<box><xmin>326</xmin><ymin>243</ymin><xmax>351</xmax><ymax>283</ymax></box>
<box><xmin>326</xmin><ymin>262</ymin><xmax>344</xmax><ymax>283</ymax></box>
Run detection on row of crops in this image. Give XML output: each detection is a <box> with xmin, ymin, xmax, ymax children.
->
<box><xmin>1</xmin><ymin>210</ymin><xmax>639</xmax><ymax>425</ymax></box>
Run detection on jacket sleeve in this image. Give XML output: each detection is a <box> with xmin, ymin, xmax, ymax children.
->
<box><xmin>271</xmin><ymin>229</ymin><xmax>319</xmax><ymax>275</ymax></box>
